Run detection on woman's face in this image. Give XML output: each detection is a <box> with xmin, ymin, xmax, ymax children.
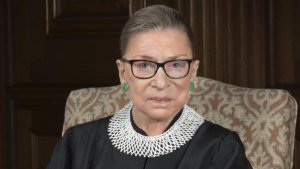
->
<box><xmin>117</xmin><ymin>28</ymin><xmax>199</xmax><ymax>122</ymax></box>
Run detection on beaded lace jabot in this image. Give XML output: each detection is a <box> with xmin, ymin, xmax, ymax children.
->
<box><xmin>108</xmin><ymin>102</ymin><xmax>205</xmax><ymax>158</ymax></box>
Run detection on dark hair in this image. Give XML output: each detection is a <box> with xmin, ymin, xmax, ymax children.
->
<box><xmin>120</xmin><ymin>5</ymin><xmax>194</xmax><ymax>57</ymax></box>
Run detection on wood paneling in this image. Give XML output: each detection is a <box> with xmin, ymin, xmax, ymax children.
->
<box><xmin>145</xmin><ymin>0</ymin><xmax>178</xmax><ymax>7</ymax></box>
<box><xmin>8</xmin><ymin>86</ymin><xmax>68</xmax><ymax>168</ymax></box>
<box><xmin>190</xmin><ymin>0</ymin><xmax>203</xmax><ymax>71</ymax></box>
<box><xmin>273</xmin><ymin>0</ymin><xmax>295</xmax><ymax>85</ymax></box>
<box><xmin>1</xmin><ymin>0</ymin><xmax>10</xmax><ymax>168</ymax></box>
<box><xmin>1</xmin><ymin>0</ymin><xmax>300</xmax><ymax>169</ymax></box>
<box><xmin>46</xmin><ymin>0</ymin><xmax>129</xmax><ymax>35</ymax></box>
<box><xmin>273</xmin><ymin>0</ymin><xmax>300</xmax><ymax>86</ymax></box>
<box><xmin>272</xmin><ymin>0</ymin><xmax>300</xmax><ymax>145</ymax></box>
<box><xmin>31</xmin><ymin>133</ymin><xmax>60</xmax><ymax>169</ymax></box>
<box><xmin>295</xmin><ymin>142</ymin><xmax>300</xmax><ymax>169</ymax></box>
<box><xmin>199</xmin><ymin>0</ymin><xmax>268</xmax><ymax>87</ymax></box>
<box><xmin>13</xmin><ymin>0</ymin><xmax>127</xmax><ymax>86</ymax></box>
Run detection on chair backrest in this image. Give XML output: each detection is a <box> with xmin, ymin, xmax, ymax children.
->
<box><xmin>63</xmin><ymin>76</ymin><xmax>298</xmax><ymax>169</ymax></box>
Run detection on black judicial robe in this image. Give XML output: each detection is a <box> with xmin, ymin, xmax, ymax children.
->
<box><xmin>46</xmin><ymin>116</ymin><xmax>253</xmax><ymax>169</ymax></box>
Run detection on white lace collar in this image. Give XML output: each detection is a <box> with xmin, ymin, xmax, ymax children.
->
<box><xmin>108</xmin><ymin>102</ymin><xmax>205</xmax><ymax>158</ymax></box>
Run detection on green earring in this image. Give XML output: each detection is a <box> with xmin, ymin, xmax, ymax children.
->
<box><xmin>189</xmin><ymin>81</ymin><xmax>195</xmax><ymax>91</ymax></box>
<box><xmin>121</xmin><ymin>82</ymin><xmax>128</xmax><ymax>92</ymax></box>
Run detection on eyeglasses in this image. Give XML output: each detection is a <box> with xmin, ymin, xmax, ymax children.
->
<box><xmin>121</xmin><ymin>58</ymin><xmax>193</xmax><ymax>79</ymax></box>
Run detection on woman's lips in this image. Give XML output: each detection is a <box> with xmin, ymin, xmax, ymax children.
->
<box><xmin>148</xmin><ymin>97</ymin><xmax>172</xmax><ymax>103</ymax></box>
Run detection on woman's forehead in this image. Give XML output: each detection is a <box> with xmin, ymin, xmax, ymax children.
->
<box><xmin>125</xmin><ymin>29</ymin><xmax>192</xmax><ymax>60</ymax></box>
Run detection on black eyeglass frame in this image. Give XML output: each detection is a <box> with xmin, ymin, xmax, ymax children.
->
<box><xmin>121</xmin><ymin>58</ymin><xmax>193</xmax><ymax>79</ymax></box>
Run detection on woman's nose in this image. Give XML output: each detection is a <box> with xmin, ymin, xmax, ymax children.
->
<box><xmin>151</xmin><ymin>67</ymin><xmax>170</xmax><ymax>89</ymax></box>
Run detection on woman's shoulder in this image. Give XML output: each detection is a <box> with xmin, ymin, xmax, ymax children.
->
<box><xmin>195</xmin><ymin>120</ymin><xmax>239</xmax><ymax>140</ymax></box>
<box><xmin>64</xmin><ymin>115</ymin><xmax>112</xmax><ymax>139</ymax></box>
<box><xmin>190</xmin><ymin>120</ymin><xmax>245</xmax><ymax>153</ymax></box>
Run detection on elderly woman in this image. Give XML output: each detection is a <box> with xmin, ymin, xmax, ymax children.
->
<box><xmin>47</xmin><ymin>5</ymin><xmax>252</xmax><ymax>169</ymax></box>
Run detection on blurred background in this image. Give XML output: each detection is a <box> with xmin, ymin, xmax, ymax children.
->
<box><xmin>0</xmin><ymin>0</ymin><xmax>299</xmax><ymax>169</ymax></box>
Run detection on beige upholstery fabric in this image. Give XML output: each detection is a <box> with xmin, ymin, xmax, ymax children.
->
<box><xmin>63</xmin><ymin>77</ymin><xmax>298</xmax><ymax>169</ymax></box>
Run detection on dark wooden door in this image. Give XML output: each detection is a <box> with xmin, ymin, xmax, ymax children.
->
<box><xmin>1</xmin><ymin>0</ymin><xmax>299</xmax><ymax>169</ymax></box>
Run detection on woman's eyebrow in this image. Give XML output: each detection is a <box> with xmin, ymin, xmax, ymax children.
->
<box><xmin>167</xmin><ymin>54</ymin><xmax>188</xmax><ymax>60</ymax></box>
<box><xmin>133</xmin><ymin>54</ymin><xmax>188</xmax><ymax>61</ymax></box>
<box><xmin>133</xmin><ymin>55</ymin><xmax>156</xmax><ymax>60</ymax></box>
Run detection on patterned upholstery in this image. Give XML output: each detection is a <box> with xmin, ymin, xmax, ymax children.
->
<box><xmin>63</xmin><ymin>76</ymin><xmax>298</xmax><ymax>169</ymax></box>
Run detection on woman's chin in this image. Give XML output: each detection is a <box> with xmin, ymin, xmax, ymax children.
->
<box><xmin>133</xmin><ymin>100</ymin><xmax>181</xmax><ymax>122</ymax></box>
<box><xmin>143</xmin><ymin>107</ymin><xmax>178</xmax><ymax>122</ymax></box>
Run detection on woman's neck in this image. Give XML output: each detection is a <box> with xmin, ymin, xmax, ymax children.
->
<box><xmin>131</xmin><ymin>109</ymin><xmax>182</xmax><ymax>136</ymax></box>
<box><xmin>134</xmin><ymin>118</ymin><xmax>172</xmax><ymax>136</ymax></box>
<box><xmin>136</xmin><ymin>122</ymin><xmax>170</xmax><ymax>136</ymax></box>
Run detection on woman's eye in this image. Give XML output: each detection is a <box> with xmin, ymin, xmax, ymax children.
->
<box><xmin>141</xmin><ymin>63</ymin><xmax>149</xmax><ymax>68</ymax></box>
<box><xmin>138</xmin><ymin>62</ymin><xmax>149</xmax><ymax>68</ymax></box>
<box><xmin>172</xmin><ymin>63</ymin><xmax>179</xmax><ymax>67</ymax></box>
<box><xmin>135</xmin><ymin>61</ymin><xmax>153</xmax><ymax>69</ymax></box>
<box><xmin>171</xmin><ymin>62</ymin><xmax>183</xmax><ymax>68</ymax></box>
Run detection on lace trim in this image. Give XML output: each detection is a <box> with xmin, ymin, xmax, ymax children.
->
<box><xmin>108</xmin><ymin>102</ymin><xmax>205</xmax><ymax>158</ymax></box>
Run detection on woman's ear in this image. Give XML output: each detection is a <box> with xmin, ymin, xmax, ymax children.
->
<box><xmin>116</xmin><ymin>59</ymin><xmax>126</xmax><ymax>83</ymax></box>
<box><xmin>191</xmin><ymin>59</ymin><xmax>200</xmax><ymax>79</ymax></box>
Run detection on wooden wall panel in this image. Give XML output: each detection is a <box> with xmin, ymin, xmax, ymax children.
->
<box><xmin>198</xmin><ymin>0</ymin><xmax>268</xmax><ymax>87</ymax></box>
<box><xmin>30</xmin><ymin>107</ymin><xmax>63</xmax><ymax>169</ymax></box>
<box><xmin>145</xmin><ymin>0</ymin><xmax>178</xmax><ymax>7</ymax></box>
<box><xmin>273</xmin><ymin>0</ymin><xmax>300</xmax><ymax>86</ymax></box>
<box><xmin>31</xmin><ymin>133</ymin><xmax>60</xmax><ymax>169</ymax></box>
<box><xmin>46</xmin><ymin>0</ymin><xmax>129</xmax><ymax>35</ymax></box>
<box><xmin>190</xmin><ymin>0</ymin><xmax>203</xmax><ymax>73</ymax></box>
<box><xmin>0</xmin><ymin>14</ymin><xmax>4</xmax><ymax>169</ymax></box>
<box><xmin>201</xmin><ymin>0</ymin><xmax>216</xmax><ymax>79</ymax></box>
<box><xmin>1</xmin><ymin>0</ymin><xmax>10</xmax><ymax>168</ymax></box>
<box><xmin>13</xmin><ymin>0</ymin><xmax>130</xmax><ymax>86</ymax></box>
<box><xmin>272</xmin><ymin>1</ymin><xmax>300</xmax><ymax>167</ymax></box>
<box><xmin>274</xmin><ymin>0</ymin><xmax>295</xmax><ymax>85</ymax></box>
<box><xmin>12</xmin><ymin>106</ymin><xmax>64</xmax><ymax>169</ymax></box>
